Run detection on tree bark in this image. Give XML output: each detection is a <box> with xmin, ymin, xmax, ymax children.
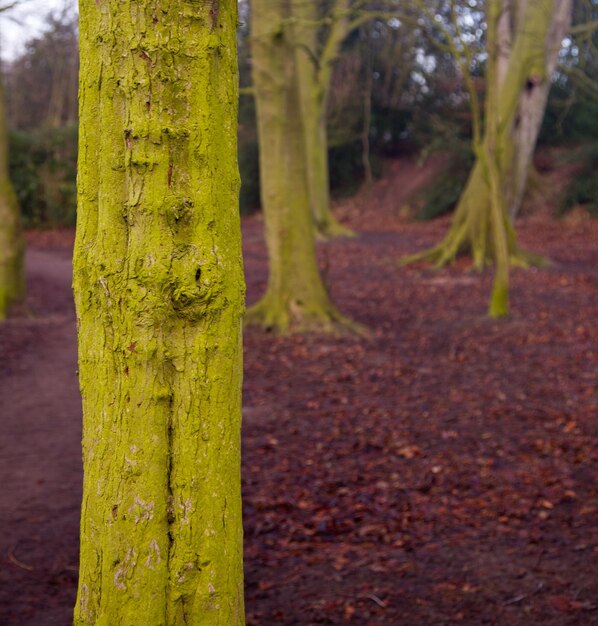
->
<box><xmin>292</xmin><ymin>0</ymin><xmax>354</xmax><ymax>238</ymax></box>
<box><xmin>508</xmin><ymin>0</ymin><xmax>572</xmax><ymax>217</ymax></box>
<box><xmin>0</xmin><ymin>70</ymin><xmax>25</xmax><ymax>319</ymax></box>
<box><xmin>248</xmin><ymin>0</ymin><xmax>354</xmax><ymax>334</ymax></box>
<box><xmin>73</xmin><ymin>2</ymin><xmax>245</xmax><ymax>623</ymax></box>
<box><xmin>484</xmin><ymin>0</ymin><xmax>511</xmax><ymax>317</ymax></box>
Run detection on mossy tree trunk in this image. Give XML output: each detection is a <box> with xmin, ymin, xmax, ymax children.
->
<box><xmin>509</xmin><ymin>0</ymin><xmax>572</xmax><ymax>218</ymax></box>
<box><xmin>404</xmin><ymin>0</ymin><xmax>568</xmax><ymax>316</ymax></box>
<box><xmin>292</xmin><ymin>0</ymin><xmax>355</xmax><ymax>238</ymax></box>
<box><xmin>73</xmin><ymin>2</ymin><xmax>245</xmax><ymax>624</ymax></box>
<box><xmin>0</xmin><ymin>70</ymin><xmax>25</xmax><ymax>320</ymax></box>
<box><xmin>252</xmin><ymin>0</ymin><xmax>384</xmax><ymax>240</ymax></box>
<box><xmin>470</xmin><ymin>0</ymin><xmax>571</xmax><ymax>221</ymax></box>
<box><xmin>248</xmin><ymin>0</ymin><xmax>353</xmax><ymax>334</ymax></box>
<box><xmin>482</xmin><ymin>0</ymin><xmax>512</xmax><ymax>317</ymax></box>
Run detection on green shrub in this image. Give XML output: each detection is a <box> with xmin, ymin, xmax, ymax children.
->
<box><xmin>9</xmin><ymin>124</ymin><xmax>78</xmax><ymax>227</ymax></box>
<box><xmin>416</xmin><ymin>142</ymin><xmax>474</xmax><ymax>220</ymax></box>
<box><xmin>559</xmin><ymin>144</ymin><xmax>598</xmax><ymax>217</ymax></box>
<box><xmin>238</xmin><ymin>134</ymin><xmax>261</xmax><ymax>214</ymax></box>
<box><xmin>8</xmin><ymin>131</ymin><xmax>44</xmax><ymax>225</ymax></box>
<box><xmin>541</xmin><ymin>88</ymin><xmax>598</xmax><ymax>146</ymax></box>
<box><xmin>369</xmin><ymin>106</ymin><xmax>414</xmax><ymax>156</ymax></box>
<box><xmin>328</xmin><ymin>140</ymin><xmax>382</xmax><ymax>198</ymax></box>
<box><xmin>237</xmin><ymin>94</ymin><xmax>261</xmax><ymax>214</ymax></box>
<box><xmin>10</xmin><ymin>119</ymin><xmax>264</xmax><ymax>222</ymax></box>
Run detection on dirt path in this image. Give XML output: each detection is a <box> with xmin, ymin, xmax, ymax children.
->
<box><xmin>1</xmin><ymin>213</ymin><xmax>597</xmax><ymax>625</ymax></box>
<box><xmin>0</xmin><ymin>250</ymin><xmax>80</xmax><ymax>626</ymax></box>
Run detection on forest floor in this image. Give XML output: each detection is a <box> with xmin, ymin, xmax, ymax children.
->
<box><xmin>0</xmin><ymin>160</ymin><xmax>597</xmax><ymax>625</ymax></box>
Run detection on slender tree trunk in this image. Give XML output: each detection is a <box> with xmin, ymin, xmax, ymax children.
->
<box><xmin>484</xmin><ymin>0</ymin><xmax>511</xmax><ymax>317</ymax></box>
<box><xmin>66</xmin><ymin>48</ymin><xmax>79</xmax><ymax>126</ymax></box>
<box><xmin>361</xmin><ymin>28</ymin><xmax>374</xmax><ymax>187</ymax></box>
<box><xmin>47</xmin><ymin>56</ymin><xmax>67</xmax><ymax>128</ymax></box>
<box><xmin>299</xmin><ymin>78</ymin><xmax>353</xmax><ymax>237</ymax></box>
<box><xmin>0</xmin><ymin>71</ymin><xmax>25</xmax><ymax>320</ymax></box>
<box><xmin>292</xmin><ymin>0</ymin><xmax>354</xmax><ymax>238</ymax></box>
<box><xmin>248</xmin><ymin>0</ymin><xmax>354</xmax><ymax>334</ymax></box>
<box><xmin>73</xmin><ymin>2</ymin><xmax>245</xmax><ymax>624</ymax></box>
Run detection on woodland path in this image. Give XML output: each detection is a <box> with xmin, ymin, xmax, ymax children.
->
<box><xmin>0</xmin><ymin>194</ymin><xmax>597</xmax><ymax>625</ymax></box>
<box><xmin>0</xmin><ymin>249</ymin><xmax>80</xmax><ymax>626</ymax></box>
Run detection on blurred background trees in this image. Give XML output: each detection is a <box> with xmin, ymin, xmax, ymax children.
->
<box><xmin>5</xmin><ymin>1</ymin><xmax>597</xmax><ymax>228</ymax></box>
<box><xmin>402</xmin><ymin>0</ymin><xmax>575</xmax><ymax>317</ymax></box>
<box><xmin>4</xmin><ymin>8</ymin><xmax>77</xmax><ymax>226</ymax></box>
<box><xmin>6</xmin><ymin>10</ymin><xmax>78</xmax><ymax>130</ymax></box>
<box><xmin>1</xmin><ymin>0</ymin><xmax>597</xmax><ymax>317</ymax></box>
<box><xmin>0</xmin><ymin>0</ymin><xmax>25</xmax><ymax>319</ymax></box>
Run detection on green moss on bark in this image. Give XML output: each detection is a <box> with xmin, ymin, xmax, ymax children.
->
<box><xmin>73</xmin><ymin>2</ymin><xmax>245</xmax><ymax>623</ymax></box>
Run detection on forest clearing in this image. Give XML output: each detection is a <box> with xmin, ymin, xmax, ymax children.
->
<box><xmin>1</xmin><ymin>163</ymin><xmax>597</xmax><ymax>624</ymax></box>
<box><xmin>1</xmin><ymin>0</ymin><xmax>598</xmax><ymax>624</ymax></box>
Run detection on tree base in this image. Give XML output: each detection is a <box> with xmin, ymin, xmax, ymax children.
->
<box><xmin>0</xmin><ymin>277</ymin><xmax>26</xmax><ymax>321</ymax></box>
<box><xmin>245</xmin><ymin>294</ymin><xmax>366</xmax><ymax>336</ymax></box>
<box><xmin>400</xmin><ymin>240</ymin><xmax>548</xmax><ymax>271</ymax></box>
<box><xmin>400</xmin><ymin>238</ymin><xmax>549</xmax><ymax>320</ymax></box>
<box><xmin>488</xmin><ymin>280</ymin><xmax>509</xmax><ymax>318</ymax></box>
<box><xmin>315</xmin><ymin>216</ymin><xmax>356</xmax><ymax>240</ymax></box>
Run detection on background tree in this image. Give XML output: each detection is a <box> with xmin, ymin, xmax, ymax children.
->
<box><xmin>4</xmin><ymin>8</ymin><xmax>79</xmax><ymax>227</ymax></box>
<box><xmin>248</xmin><ymin>0</ymin><xmax>354</xmax><ymax>333</ymax></box>
<box><xmin>292</xmin><ymin>0</ymin><xmax>358</xmax><ymax>238</ymax></box>
<box><xmin>5</xmin><ymin>9</ymin><xmax>78</xmax><ymax>130</ymax></box>
<box><xmin>504</xmin><ymin>0</ymin><xmax>573</xmax><ymax>218</ymax></box>
<box><xmin>0</xmin><ymin>3</ymin><xmax>25</xmax><ymax>320</ymax></box>
<box><xmin>403</xmin><ymin>0</ymin><xmax>572</xmax><ymax>317</ymax></box>
<box><xmin>291</xmin><ymin>0</ymin><xmax>411</xmax><ymax>238</ymax></box>
<box><xmin>73</xmin><ymin>1</ymin><xmax>245</xmax><ymax>623</ymax></box>
<box><xmin>545</xmin><ymin>0</ymin><xmax>598</xmax><ymax>217</ymax></box>
<box><xmin>0</xmin><ymin>60</ymin><xmax>24</xmax><ymax>319</ymax></box>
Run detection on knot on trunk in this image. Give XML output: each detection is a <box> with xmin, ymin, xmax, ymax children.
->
<box><xmin>169</xmin><ymin>246</ymin><xmax>223</xmax><ymax>318</ymax></box>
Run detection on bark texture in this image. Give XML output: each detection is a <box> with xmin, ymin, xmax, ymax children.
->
<box><xmin>249</xmin><ymin>0</ymin><xmax>351</xmax><ymax>334</ymax></box>
<box><xmin>0</xmin><ymin>71</ymin><xmax>25</xmax><ymax>319</ymax></box>
<box><xmin>73</xmin><ymin>2</ymin><xmax>245</xmax><ymax>624</ymax></box>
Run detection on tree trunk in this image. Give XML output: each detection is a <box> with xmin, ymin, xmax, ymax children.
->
<box><xmin>47</xmin><ymin>55</ymin><xmax>67</xmax><ymax>128</ymax></box>
<box><xmin>248</xmin><ymin>0</ymin><xmax>354</xmax><ymax>334</ymax></box>
<box><xmin>360</xmin><ymin>28</ymin><xmax>374</xmax><ymax>187</ymax></box>
<box><xmin>508</xmin><ymin>0</ymin><xmax>572</xmax><ymax>217</ymax></box>
<box><xmin>484</xmin><ymin>0</ymin><xmax>511</xmax><ymax>318</ymax></box>
<box><xmin>404</xmin><ymin>0</ymin><xmax>561</xmax><ymax>272</ymax></box>
<box><xmin>292</xmin><ymin>0</ymin><xmax>354</xmax><ymax>238</ymax></box>
<box><xmin>298</xmin><ymin>76</ymin><xmax>353</xmax><ymax>238</ymax></box>
<box><xmin>0</xmin><ymin>71</ymin><xmax>25</xmax><ymax>320</ymax></box>
<box><xmin>73</xmin><ymin>2</ymin><xmax>245</xmax><ymax>624</ymax></box>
